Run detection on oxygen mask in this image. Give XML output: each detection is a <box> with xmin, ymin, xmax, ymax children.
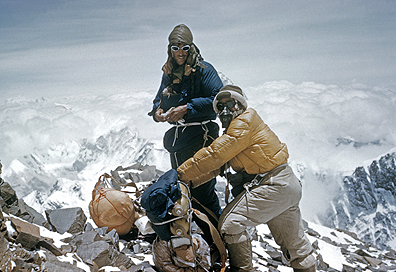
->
<box><xmin>216</xmin><ymin>99</ymin><xmax>245</xmax><ymax>130</ymax></box>
<box><xmin>217</xmin><ymin>99</ymin><xmax>237</xmax><ymax>129</ymax></box>
<box><xmin>219</xmin><ymin>108</ymin><xmax>234</xmax><ymax>129</ymax></box>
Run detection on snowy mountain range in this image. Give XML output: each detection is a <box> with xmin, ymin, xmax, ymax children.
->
<box><xmin>1</xmin><ymin>79</ymin><xmax>396</xmax><ymax>252</ymax></box>
<box><xmin>319</xmin><ymin>151</ymin><xmax>396</xmax><ymax>250</ymax></box>
<box><xmin>3</xmin><ymin>125</ymin><xmax>396</xmax><ymax>252</ymax></box>
<box><xmin>5</xmin><ymin>126</ymin><xmax>168</xmax><ymax>217</ymax></box>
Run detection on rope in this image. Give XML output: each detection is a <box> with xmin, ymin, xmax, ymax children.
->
<box><xmin>92</xmin><ymin>173</ymin><xmax>142</xmax><ymax>199</ymax></box>
<box><xmin>172</xmin><ymin>120</ymin><xmax>213</xmax><ymax>147</ymax></box>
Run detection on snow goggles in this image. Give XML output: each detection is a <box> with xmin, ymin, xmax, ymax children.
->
<box><xmin>216</xmin><ymin>100</ymin><xmax>236</xmax><ymax>112</ymax></box>
<box><xmin>171</xmin><ymin>45</ymin><xmax>191</xmax><ymax>52</ymax></box>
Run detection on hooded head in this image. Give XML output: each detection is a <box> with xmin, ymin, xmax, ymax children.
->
<box><xmin>166</xmin><ymin>24</ymin><xmax>205</xmax><ymax>69</ymax></box>
<box><xmin>213</xmin><ymin>85</ymin><xmax>248</xmax><ymax>129</ymax></box>
<box><xmin>213</xmin><ymin>85</ymin><xmax>247</xmax><ymax>115</ymax></box>
<box><xmin>168</xmin><ymin>24</ymin><xmax>193</xmax><ymax>45</ymax></box>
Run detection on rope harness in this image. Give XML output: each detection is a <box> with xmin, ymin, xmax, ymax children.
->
<box><xmin>171</xmin><ymin>120</ymin><xmax>216</xmax><ymax>168</ymax></box>
<box><xmin>224</xmin><ymin>163</ymin><xmax>288</xmax><ymax>214</ymax></box>
<box><xmin>171</xmin><ymin>120</ymin><xmax>214</xmax><ymax>147</ymax></box>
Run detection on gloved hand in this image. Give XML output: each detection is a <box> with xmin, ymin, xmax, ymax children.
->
<box><xmin>180</xmin><ymin>180</ymin><xmax>191</xmax><ymax>188</ymax></box>
<box><xmin>177</xmin><ymin>172</ymin><xmax>191</xmax><ymax>188</ymax></box>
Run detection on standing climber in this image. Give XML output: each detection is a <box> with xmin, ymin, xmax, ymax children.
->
<box><xmin>148</xmin><ymin>24</ymin><xmax>223</xmax><ymax>222</ymax></box>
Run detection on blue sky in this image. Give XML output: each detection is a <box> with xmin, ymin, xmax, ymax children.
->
<box><xmin>1</xmin><ymin>0</ymin><xmax>395</xmax><ymax>100</ymax></box>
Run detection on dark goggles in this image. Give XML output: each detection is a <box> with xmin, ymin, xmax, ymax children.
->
<box><xmin>171</xmin><ymin>45</ymin><xmax>191</xmax><ymax>52</ymax></box>
<box><xmin>216</xmin><ymin>100</ymin><xmax>236</xmax><ymax>112</ymax></box>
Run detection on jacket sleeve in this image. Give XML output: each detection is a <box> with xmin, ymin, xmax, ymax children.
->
<box><xmin>177</xmin><ymin>117</ymin><xmax>251</xmax><ymax>187</ymax></box>
<box><xmin>148</xmin><ymin>73</ymin><xmax>169</xmax><ymax>120</ymax></box>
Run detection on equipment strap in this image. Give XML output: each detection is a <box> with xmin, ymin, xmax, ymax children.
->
<box><xmin>192</xmin><ymin>208</ymin><xmax>227</xmax><ymax>272</ymax></box>
<box><xmin>172</xmin><ymin>119</ymin><xmax>211</xmax><ymax>127</ymax></box>
<box><xmin>244</xmin><ymin>163</ymin><xmax>288</xmax><ymax>195</ymax></box>
<box><xmin>171</xmin><ymin>120</ymin><xmax>215</xmax><ymax>147</ymax></box>
<box><xmin>92</xmin><ymin>173</ymin><xmax>142</xmax><ymax>199</ymax></box>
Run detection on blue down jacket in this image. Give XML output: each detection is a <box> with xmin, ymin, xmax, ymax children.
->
<box><xmin>149</xmin><ymin>61</ymin><xmax>223</xmax><ymax>153</ymax></box>
<box><xmin>141</xmin><ymin>169</ymin><xmax>181</xmax><ymax>241</ymax></box>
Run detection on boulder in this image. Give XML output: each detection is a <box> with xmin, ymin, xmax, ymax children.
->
<box><xmin>10</xmin><ymin>217</ymin><xmax>41</xmax><ymax>250</ymax></box>
<box><xmin>76</xmin><ymin>240</ymin><xmax>113</xmax><ymax>268</ymax></box>
<box><xmin>46</xmin><ymin>207</ymin><xmax>87</xmax><ymax>234</ymax></box>
<box><xmin>0</xmin><ymin>181</ymin><xmax>49</xmax><ymax>228</ymax></box>
<box><xmin>44</xmin><ymin>253</ymin><xmax>86</xmax><ymax>272</ymax></box>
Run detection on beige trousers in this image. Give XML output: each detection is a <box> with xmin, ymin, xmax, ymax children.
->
<box><xmin>219</xmin><ymin>165</ymin><xmax>315</xmax><ymax>270</ymax></box>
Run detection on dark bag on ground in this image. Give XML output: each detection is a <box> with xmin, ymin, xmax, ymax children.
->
<box><xmin>141</xmin><ymin>169</ymin><xmax>181</xmax><ymax>241</ymax></box>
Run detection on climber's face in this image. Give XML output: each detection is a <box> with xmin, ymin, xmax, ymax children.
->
<box><xmin>171</xmin><ymin>43</ymin><xmax>189</xmax><ymax>66</ymax></box>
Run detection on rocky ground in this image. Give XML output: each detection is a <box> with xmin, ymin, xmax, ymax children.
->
<box><xmin>1</xmin><ymin>163</ymin><xmax>396</xmax><ymax>272</ymax></box>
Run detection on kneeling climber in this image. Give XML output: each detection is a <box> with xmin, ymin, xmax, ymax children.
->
<box><xmin>177</xmin><ymin>85</ymin><xmax>316</xmax><ymax>272</ymax></box>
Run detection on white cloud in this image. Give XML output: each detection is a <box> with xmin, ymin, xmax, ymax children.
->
<box><xmin>1</xmin><ymin>80</ymin><xmax>395</xmax><ymax>227</ymax></box>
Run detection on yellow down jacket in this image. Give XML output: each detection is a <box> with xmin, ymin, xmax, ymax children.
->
<box><xmin>177</xmin><ymin>108</ymin><xmax>289</xmax><ymax>188</ymax></box>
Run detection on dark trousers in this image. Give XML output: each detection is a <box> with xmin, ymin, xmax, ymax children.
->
<box><xmin>170</xmin><ymin>145</ymin><xmax>222</xmax><ymax>219</ymax></box>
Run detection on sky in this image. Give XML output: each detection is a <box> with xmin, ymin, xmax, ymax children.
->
<box><xmin>1</xmin><ymin>0</ymin><xmax>396</xmax><ymax>101</ymax></box>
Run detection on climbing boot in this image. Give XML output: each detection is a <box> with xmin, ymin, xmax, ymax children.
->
<box><xmin>293</xmin><ymin>265</ymin><xmax>316</xmax><ymax>272</ymax></box>
<box><xmin>226</xmin><ymin>239</ymin><xmax>253</xmax><ymax>272</ymax></box>
<box><xmin>291</xmin><ymin>253</ymin><xmax>316</xmax><ymax>272</ymax></box>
